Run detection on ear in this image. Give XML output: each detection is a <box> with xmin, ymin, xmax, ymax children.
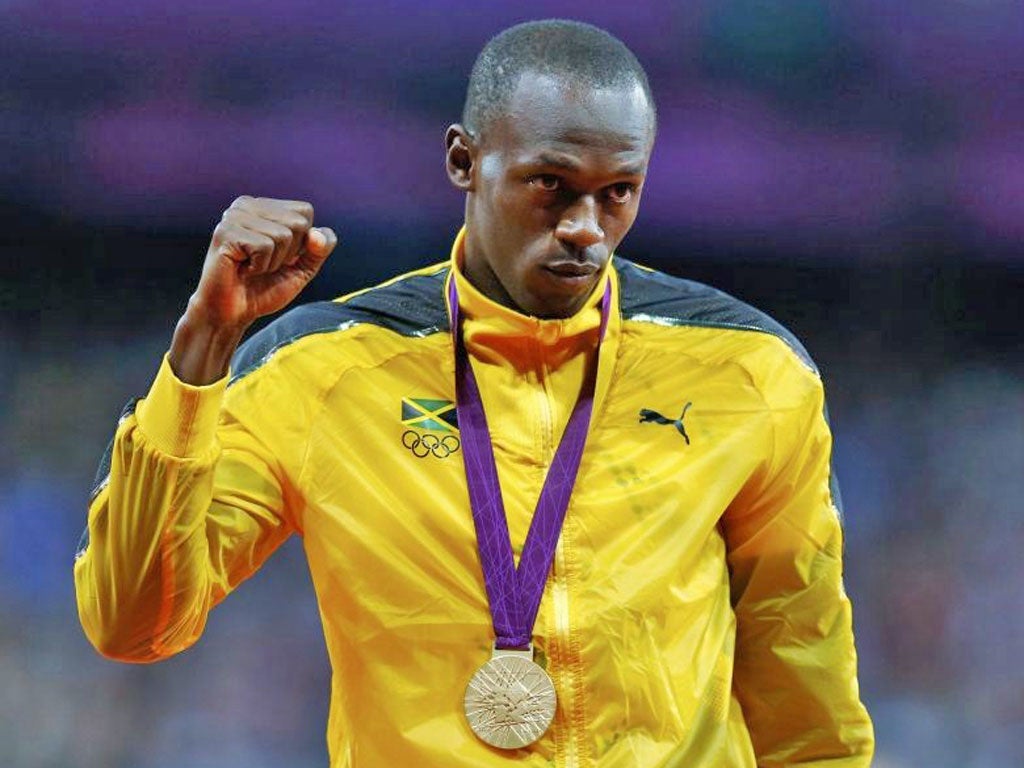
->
<box><xmin>445</xmin><ymin>124</ymin><xmax>476</xmax><ymax>192</ymax></box>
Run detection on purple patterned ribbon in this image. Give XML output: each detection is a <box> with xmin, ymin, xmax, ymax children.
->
<box><xmin>449</xmin><ymin>276</ymin><xmax>611</xmax><ymax>650</ymax></box>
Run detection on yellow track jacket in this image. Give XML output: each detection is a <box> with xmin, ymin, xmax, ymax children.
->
<box><xmin>75</xmin><ymin>232</ymin><xmax>874</xmax><ymax>766</ymax></box>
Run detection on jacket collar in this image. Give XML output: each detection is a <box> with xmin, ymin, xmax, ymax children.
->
<box><xmin>446</xmin><ymin>226</ymin><xmax>611</xmax><ymax>352</ymax></box>
<box><xmin>443</xmin><ymin>225</ymin><xmax>623</xmax><ymax>437</ymax></box>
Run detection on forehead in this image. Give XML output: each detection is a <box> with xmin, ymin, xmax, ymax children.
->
<box><xmin>481</xmin><ymin>71</ymin><xmax>654</xmax><ymax>170</ymax></box>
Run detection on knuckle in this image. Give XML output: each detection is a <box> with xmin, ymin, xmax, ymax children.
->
<box><xmin>269</xmin><ymin>223</ymin><xmax>293</xmax><ymax>245</ymax></box>
<box><xmin>211</xmin><ymin>220</ymin><xmax>233</xmax><ymax>245</ymax></box>
<box><xmin>250</xmin><ymin>229</ymin><xmax>273</xmax><ymax>248</ymax></box>
<box><xmin>293</xmin><ymin>200</ymin><xmax>314</xmax><ymax>219</ymax></box>
<box><xmin>230</xmin><ymin>195</ymin><xmax>253</xmax><ymax>208</ymax></box>
<box><xmin>251</xmin><ymin>234</ymin><xmax>275</xmax><ymax>259</ymax></box>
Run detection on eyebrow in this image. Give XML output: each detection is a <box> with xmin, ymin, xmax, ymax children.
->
<box><xmin>526</xmin><ymin>152</ymin><xmax>646</xmax><ymax>177</ymax></box>
<box><xmin>532</xmin><ymin>152</ymin><xmax>582</xmax><ymax>171</ymax></box>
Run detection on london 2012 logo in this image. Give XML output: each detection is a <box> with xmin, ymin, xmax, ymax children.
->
<box><xmin>401</xmin><ymin>397</ymin><xmax>461</xmax><ymax>459</ymax></box>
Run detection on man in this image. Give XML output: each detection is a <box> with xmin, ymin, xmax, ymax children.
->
<box><xmin>75</xmin><ymin>19</ymin><xmax>874</xmax><ymax>767</ymax></box>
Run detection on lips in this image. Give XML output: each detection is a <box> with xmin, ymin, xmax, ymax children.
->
<box><xmin>543</xmin><ymin>261</ymin><xmax>600</xmax><ymax>278</ymax></box>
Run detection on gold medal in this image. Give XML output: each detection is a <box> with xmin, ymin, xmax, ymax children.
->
<box><xmin>451</xmin><ymin>279</ymin><xmax>610</xmax><ymax>751</ymax></box>
<box><xmin>463</xmin><ymin>648</ymin><xmax>557</xmax><ymax>749</ymax></box>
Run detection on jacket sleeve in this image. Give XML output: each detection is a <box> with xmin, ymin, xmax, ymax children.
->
<box><xmin>722</xmin><ymin>357</ymin><xmax>874</xmax><ymax>766</ymax></box>
<box><xmin>74</xmin><ymin>354</ymin><xmax>299</xmax><ymax>662</ymax></box>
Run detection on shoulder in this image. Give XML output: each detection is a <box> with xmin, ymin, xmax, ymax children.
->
<box><xmin>230</xmin><ymin>262</ymin><xmax>450</xmax><ymax>385</ymax></box>
<box><xmin>614</xmin><ymin>256</ymin><xmax>818</xmax><ymax>377</ymax></box>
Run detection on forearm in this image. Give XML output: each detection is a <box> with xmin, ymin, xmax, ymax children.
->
<box><xmin>75</xmin><ymin>357</ymin><xmax>227</xmax><ymax>661</ymax></box>
<box><xmin>169</xmin><ymin>299</ymin><xmax>249</xmax><ymax>386</ymax></box>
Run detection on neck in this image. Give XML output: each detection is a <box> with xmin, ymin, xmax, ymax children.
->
<box><xmin>461</xmin><ymin>245</ymin><xmax>522</xmax><ymax>315</ymax></box>
<box><xmin>460</xmin><ymin>229</ymin><xmax>594</xmax><ymax>321</ymax></box>
<box><xmin>451</xmin><ymin>233</ymin><xmax>606</xmax><ymax>350</ymax></box>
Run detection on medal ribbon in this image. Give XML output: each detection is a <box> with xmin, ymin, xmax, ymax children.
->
<box><xmin>449</xmin><ymin>275</ymin><xmax>611</xmax><ymax>650</ymax></box>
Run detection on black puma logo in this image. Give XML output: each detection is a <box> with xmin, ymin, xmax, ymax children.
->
<box><xmin>639</xmin><ymin>402</ymin><xmax>692</xmax><ymax>445</ymax></box>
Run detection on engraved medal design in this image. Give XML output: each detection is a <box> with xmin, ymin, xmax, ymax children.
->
<box><xmin>464</xmin><ymin>649</ymin><xmax>557</xmax><ymax>750</ymax></box>
<box><xmin>450</xmin><ymin>276</ymin><xmax>611</xmax><ymax>750</ymax></box>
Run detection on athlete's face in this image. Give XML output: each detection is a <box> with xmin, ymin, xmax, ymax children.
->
<box><xmin>446</xmin><ymin>71</ymin><xmax>655</xmax><ymax>319</ymax></box>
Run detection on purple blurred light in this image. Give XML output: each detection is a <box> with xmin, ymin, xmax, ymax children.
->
<box><xmin>73</xmin><ymin>100</ymin><xmax>455</xmax><ymax>224</ymax></box>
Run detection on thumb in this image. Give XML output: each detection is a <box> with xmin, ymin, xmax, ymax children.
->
<box><xmin>289</xmin><ymin>226</ymin><xmax>338</xmax><ymax>271</ymax></box>
<box><xmin>304</xmin><ymin>227</ymin><xmax>338</xmax><ymax>261</ymax></box>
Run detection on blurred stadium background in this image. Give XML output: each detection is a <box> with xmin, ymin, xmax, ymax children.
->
<box><xmin>1</xmin><ymin>1</ymin><xmax>1022</xmax><ymax>765</ymax></box>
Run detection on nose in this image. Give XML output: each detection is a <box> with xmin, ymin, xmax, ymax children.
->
<box><xmin>555</xmin><ymin>195</ymin><xmax>604</xmax><ymax>252</ymax></box>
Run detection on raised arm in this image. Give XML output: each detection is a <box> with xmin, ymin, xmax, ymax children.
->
<box><xmin>74</xmin><ymin>197</ymin><xmax>337</xmax><ymax>661</ymax></box>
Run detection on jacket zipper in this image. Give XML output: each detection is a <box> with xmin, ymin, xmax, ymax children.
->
<box><xmin>553</xmin><ymin>534</ymin><xmax>578</xmax><ymax>767</ymax></box>
<box><xmin>535</xmin><ymin>336</ymin><xmax>580</xmax><ymax>767</ymax></box>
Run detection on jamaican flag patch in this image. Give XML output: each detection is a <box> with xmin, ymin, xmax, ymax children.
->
<box><xmin>401</xmin><ymin>398</ymin><xmax>459</xmax><ymax>433</ymax></box>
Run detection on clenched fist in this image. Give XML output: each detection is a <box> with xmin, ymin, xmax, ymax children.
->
<box><xmin>196</xmin><ymin>196</ymin><xmax>337</xmax><ymax>328</ymax></box>
<box><xmin>169</xmin><ymin>196</ymin><xmax>338</xmax><ymax>385</ymax></box>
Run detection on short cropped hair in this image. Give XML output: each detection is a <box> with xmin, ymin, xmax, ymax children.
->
<box><xmin>462</xmin><ymin>19</ymin><xmax>656</xmax><ymax>136</ymax></box>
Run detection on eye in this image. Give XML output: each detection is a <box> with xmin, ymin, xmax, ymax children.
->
<box><xmin>530</xmin><ymin>174</ymin><xmax>561</xmax><ymax>192</ymax></box>
<box><xmin>606</xmin><ymin>183</ymin><xmax>635</xmax><ymax>204</ymax></box>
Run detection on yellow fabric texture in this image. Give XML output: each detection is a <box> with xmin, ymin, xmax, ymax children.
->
<box><xmin>75</xmin><ymin>232</ymin><xmax>874</xmax><ymax>766</ymax></box>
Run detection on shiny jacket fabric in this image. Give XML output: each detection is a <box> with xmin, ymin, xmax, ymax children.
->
<box><xmin>75</xmin><ymin>232</ymin><xmax>874</xmax><ymax>766</ymax></box>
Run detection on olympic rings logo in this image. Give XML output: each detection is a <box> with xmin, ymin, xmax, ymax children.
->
<box><xmin>402</xmin><ymin>430</ymin><xmax>461</xmax><ymax>459</ymax></box>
